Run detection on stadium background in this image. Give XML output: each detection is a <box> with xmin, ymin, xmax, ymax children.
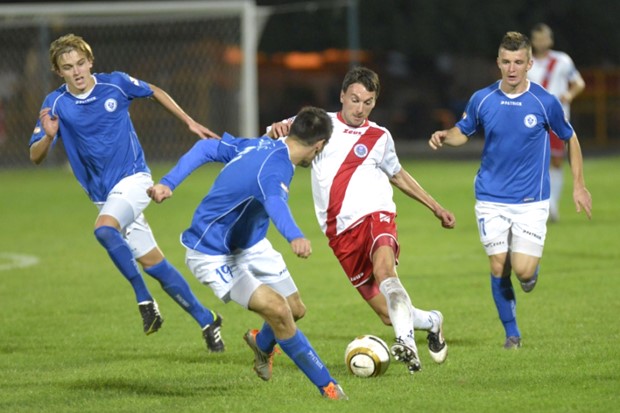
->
<box><xmin>1</xmin><ymin>0</ymin><xmax>619</xmax><ymax>168</ymax></box>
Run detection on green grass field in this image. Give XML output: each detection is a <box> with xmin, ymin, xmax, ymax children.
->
<box><xmin>1</xmin><ymin>156</ymin><xmax>618</xmax><ymax>413</ymax></box>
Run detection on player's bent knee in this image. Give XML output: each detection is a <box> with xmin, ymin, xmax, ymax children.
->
<box><xmin>286</xmin><ymin>294</ymin><xmax>306</xmax><ymax>320</ymax></box>
<box><xmin>291</xmin><ymin>302</ymin><xmax>306</xmax><ymax>321</ymax></box>
<box><xmin>94</xmin><ymin>225</ymin><xmax>122</xmax><ymax>248</ymax></box>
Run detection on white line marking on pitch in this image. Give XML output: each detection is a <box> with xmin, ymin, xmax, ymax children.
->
<box><xmin>0</xmin><ymin>253</ymin><xmax>40</xmax><ymax>271</ymax></box>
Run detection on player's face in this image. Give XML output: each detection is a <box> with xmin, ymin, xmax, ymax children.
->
<box><xmin>55</xmin><ymin>50</ymin><xmax>94</xmax><ymax>95</ymax></box>
<box><xmin>531</xmin><ymin>30</ymin><xmax>553</xmax><ymax>55</ymax></box>
<box><xmin>497</xmin><ymin>48</ymin><xmax>533</xmax><ymax>94</ymax></box>
<box><xmin>340</xmin><ymin>83</ymin><xmax>376</xmax><ymax>127</ymax></box>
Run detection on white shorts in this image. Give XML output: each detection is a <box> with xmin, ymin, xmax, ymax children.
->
<box><xmin>475</xmin><ymin>200</ymin><xmax>549</xmax><ymax>257</ymax></box>
<box><xmin>95</xmin><ymin>172</ymin><xmax>157</xmax><ymax>259</ymax></box>
<box><xmin>185</xmin><ymin>238</ymin><xmax>298</xmax><ymax>308</ymax></box>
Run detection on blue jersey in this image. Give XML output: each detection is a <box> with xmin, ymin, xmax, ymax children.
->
<box><xmin>29</xmin><ymin>72</ymin><xmax>153</xmax><ymax>202</ymax></box>
<box><xmin>160</xmin><ymin>134</ymin><xmax>304</xmax><ymax>255</ymax></box>
<box><xmin>457</xmin><ymin>81</ymin><xmax>574</xmax><ymax>204</ymax></box>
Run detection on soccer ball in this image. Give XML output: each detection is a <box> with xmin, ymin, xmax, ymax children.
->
<box><xmin>344</xmin><ymin>335</ymin><xmax>391</xmax><ymax>377</ymax></box>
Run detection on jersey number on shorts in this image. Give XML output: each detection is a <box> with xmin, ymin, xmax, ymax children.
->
<box><xmin>216</xmin><ymin>264</ymin><xmax>234</xmax><ymax>283</ymax></box>
<box><xmin>478</xmin><ymin>218</ymin><xmax>487</xmax><ymax>236</ymax></box>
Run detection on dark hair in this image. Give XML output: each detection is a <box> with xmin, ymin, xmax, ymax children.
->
<box><xmin>499</xmin><ymin>31</ymin><xmax>531</xmax><ymax>53</ymax></box>
<box><xmin>289</xmin><ymin>106</ymin><xmax>332</xmax><ymax>146</ymax></box>
<box><xmin>341</xmin><ymin>66</ymin><xmax>380</xmax><ymax>99</ymax></box>
<box><xmin>531</xmin><ymin>22</ymin><xmax>553</xmax><ymax>39</ymax></box>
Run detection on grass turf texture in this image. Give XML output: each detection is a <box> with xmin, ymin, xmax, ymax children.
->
<box><xmin>1</xmin><ymin>157</ymin><xmax>618</xmax><ymax>412</ymax></box>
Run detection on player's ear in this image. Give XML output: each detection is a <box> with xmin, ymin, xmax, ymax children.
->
<box><xmin>314</xmin><ymin>139</ymin><xmax>326</xmax><ymax>154</ymax></box>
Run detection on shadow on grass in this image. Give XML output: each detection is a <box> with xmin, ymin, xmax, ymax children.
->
<box><xmin>65</xmin><ymin>377</ymin><xmax>235</xmax><ymax>397</ymax></box>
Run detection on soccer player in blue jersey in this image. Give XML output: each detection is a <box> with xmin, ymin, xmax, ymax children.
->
<box><xmin>429</xmin><ymin>31</ymin><xmax>592</xmax><ymax>349</ymax></box>
<box><xmin>28</xmin><ymin>33</ymin><xmax>225</xmax><ymax>352</ymax></box>
<box><xmin>147</xmin><ymin>106</ymin><xmax>347</xmax><ymax>400</ymax></box>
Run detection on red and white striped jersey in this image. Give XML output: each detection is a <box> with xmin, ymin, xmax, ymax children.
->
<box><xmin>528</xmin><ymin>50</ymin><xmax>581</xmax><ymax>117</ymax></box>
<box><xmin>311</xmin><ymin>112</ymin><xmax>401</xmax><ymax>237</ymax></box>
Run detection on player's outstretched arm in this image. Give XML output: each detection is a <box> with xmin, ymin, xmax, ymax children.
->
<box><xmin>390</xmin><ymin>169</ymin><xmax>456</xmax><ymax>229</ymax></box>
<box><xmin>429</xmin><ymin>126</ymin><xmax>468</xmax><ymax>150</ymax></box>
<box><xmin>149</xmin><ymin>83</ymin><xmax>220</xmax><ymax>139</ymax></box>
<box><xmin>566</xmin><ymin>135</ymin><xmax>592</xmax><ymax>219</ymax></box>
<box><xmin>30</xmin><ymin>108</ymin><xmax>58</xmax><ymax>165</ymax></box>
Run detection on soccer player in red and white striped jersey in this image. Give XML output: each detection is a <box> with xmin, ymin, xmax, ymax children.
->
<box><xmin>528</xmin><ymin>23</ymin><xmax>585</xmax><ymax>222</ymax></box>
<box><xmin>269</xmin><ymin>66</ymin><xmax>455</xmax><ymax>374</ymax></box>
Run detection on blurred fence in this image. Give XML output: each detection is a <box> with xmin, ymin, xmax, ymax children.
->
<box><xmin>0</xmin><ymin>2</ymin><xmax>258</xmax><ymax>168</ymax></box>
<box><xmin>571</xmin><ymin>68</ymin><xmax>620</xmax><ymax>148</ymax></box>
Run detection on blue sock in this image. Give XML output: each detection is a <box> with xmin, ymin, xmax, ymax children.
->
<box><xmin>94</xmin><ymin>226</ymin><xmax>151</xmax><ymax>303</ymax></box>
<box><xmin>144</xmin><ymin>259</ymin><xmax>214</xmax><ymax>328</ymax></box>
<box><xmin>256</xmin><ymin>322</ymin><xmax>276</xmax><ymax>353</ymax></box>
<box><xmin>276</xmin><ymin>329</ymin><xmax>334</xmax><ymax>391</ymax></box>
<box><xmin>491</xmin><ymin>274</ymin><xmax>520</xmax><ymax>337</ymax></box>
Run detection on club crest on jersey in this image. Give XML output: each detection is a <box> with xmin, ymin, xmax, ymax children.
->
<box><xmin>523</xmin><ymin>114</ymin><xmax>536</xmax><ymax>128</ymax></box>
<box><xmin>354</xmin><ymin>143</ymin><xmax>368</xmax><ymax>158</ymax></box>
<box><xmin>104</xmin><ymin>98</ymin><xmax>118</xmax><ymax>112</ymax></box>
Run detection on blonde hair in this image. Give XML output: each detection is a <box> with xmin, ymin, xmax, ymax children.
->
<box><xmin>49</xmin><ymin>33</ymin><xmax>94</xmax><ymax>72</ymax></box>
<box><xmin>499</xmin><ymin>31</ymin><xmax>532</xmax><ymax>59</ymax></box>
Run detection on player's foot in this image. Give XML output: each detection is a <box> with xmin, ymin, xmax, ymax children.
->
<box><xmin>504</xmin><ymin>336</ymin><xmax>522</xmax><ymax>350</ymax></box>
<box><xmin>520</xmin><ymin>272</ymin><xmax>539</xmax><ymax>293</ymax></box>
<box><xmin>138</xmin><ymin>300</ymin><xmax>163</xmax><ymax>335</ymax></box>
<box><xmin>243</xmin><ymin>329</ymin><xmax>274</xmax><ymax>381</ymax></box>
<box><xmin>427</xmin><ymin>310</ymin><xmax>448</xmax><ymax>363</ymax></box>
<box><xmin>321</xmin><ymin>382</ymin><xmax>348</xmax><ymax>400</ymax></box>
<box><xmin>202</xmin><ymin>312</ymin><xmax>225</xmax><ymax>352</ymax></box>
<box><xmin>390</xmin><ymin>338</ymin><xmax>421</xmax><ymax>374</ymax></box>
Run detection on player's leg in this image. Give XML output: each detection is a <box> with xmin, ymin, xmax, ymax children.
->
<box><xmin>240</xmin><ymin>239</ymin><xmax>306</xmax><ymax>359</ymax></box>
<box><xmin>208</xmin><ymin>255</ymin><xmax>344</xmax><ymax>399</ymax></box>
<box><xmin>131</xmin><ymin>220</ymin><xmax>223</xmax><ymax>352</ymax></box>
<box><xmin>118</xmin><ymin>173</ymin><xmax>221</xmax><ymax>344</ymax></box>
<box><xmin>94</xmin><ymin>173</ymin><xmax>156</xmax><ymax>305</ymax></box>
<box><xmin>362</xmin><ymin>282</ymin><xmax>439</xmax><ymax>332</ymax></box>
<box><xmin>488</xmin><ymin>252</ymin><xmax>521</xmax><ymax>348</ymax></box>
<box><xmin>477</xmin><ymin>201</ymin><xmax>521</xmax><ymax>348</ymax></box>
<box><xmin>372</xmin><ymin>244</ymin><xmax>421</xmax><ymax>373</ymax></box>
<box><xmin>93</xmin><ymin>211</ymin><xmax>162</xmax><ymax>335</ymax></box>
<box><xmin>246</xmin><ymin>283</ymin><xmax>345</xmax><ymax>399</ymax></box>
<box><xmin>510</xmin><ymin>201</ymin><xmax>548</xmax><ymax>293</ymax></box>
<box><xmin>548</xmin><ymin>132</ymin><xmax>565</xmax><ymax>223</ymax></box>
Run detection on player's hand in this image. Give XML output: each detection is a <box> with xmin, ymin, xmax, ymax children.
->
<box><xmin>428</xmin><ymin>130</ymin><xmax>447</xmax><ymax>150</ymax></box>
<box><xmin>573</xmin><ymin>186</ymin><xmax>592</xmax><ymax>220</ymax></box>
<box><xmin>268</xmin><ymin>121</ymin><xmax>291</xmax><ymax>139</ymax></box>
<box><xmin>290</xmin><ymin>238</ymin><xmax>312</xmax><ymax>258</ymax></box>
<box><xmin>147</xmin><ymin>184</ymin><xmax>173</xmax><ymax>203</ymax></box>
<box><xmin>189</xmin><ymin>120</ymin><xmax>220</xmax><ymax>140</ymax></box>
<box><xmin>434</xmin><ymin>208</ymin><xmax>456</xmax><ymax>229</ymax></box>
<box><xmin>39</xmin><ymin>108</ymin><xmax>59</xmax><ymax>138</ymax></box>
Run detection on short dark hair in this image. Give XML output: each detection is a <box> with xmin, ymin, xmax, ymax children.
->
<box><xmin>289</xmin><ymin>106</ymin><xmax>332</xmax><ymax>146</ymax></box>
<box><xmin>499</xmin><ymin>31</ymin><xmax>531</xmax><ymax>53</ymax></box>
<box><xmin>531</xmin><ymin>22</ymin><xmax>553</xmax><ymax>39</ymax></box>
<box><xmin>341</xmin><ymin>66</ymin><xmax>380</xmax><ymax>99</ymax></box>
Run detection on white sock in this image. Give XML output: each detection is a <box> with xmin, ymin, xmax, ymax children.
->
<box><xmin>379</xmin><ymin>277</ymin><xmax>416</xmax><ymax>347</ymax></box>
<box><xmin>549</xmin><ymin>166</ymin><xmax>563</xmax><ymax>219</ymax></box>
<box><xmin>413</xmin><ymin>308</ymin><xmax>435</xmax><ymax>332</ymax></box>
